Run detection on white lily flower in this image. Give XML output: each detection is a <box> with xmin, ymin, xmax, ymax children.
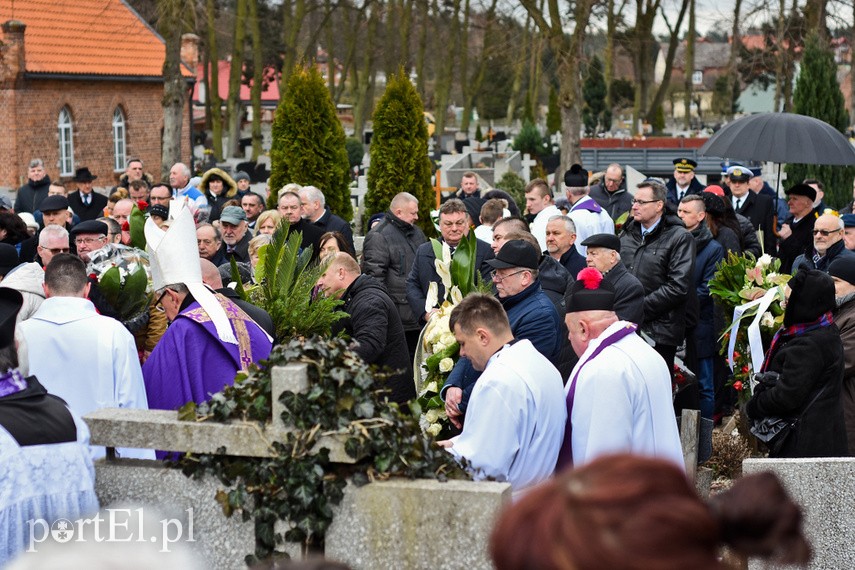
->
<box><xmin>442</xmin><ymin>241</ymin><xmax>452</xmax><ymax>263</ymax></box>
<box><xmin>757</xmin><ymin>254</ymin><xmax>773</xmax><ymax>268</ymax></box>
<box><xmin>450</xmin><ymin>285</ymin><xmax>463</xmax><ymax>305</ymax></box>
<box><xmin>425</xmin><ymin>281</ymin><xmax>439</xmax><ymax>312</ymax></box>
<box><xmin>435</xmin><ymin>259</ymin><xmax>452</xmax><ymax>291</ymax></box>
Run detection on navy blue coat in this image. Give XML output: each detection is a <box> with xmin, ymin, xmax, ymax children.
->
<box><xmin>666</xmin><ymin>176</ymin><xmax>705</xmax><ymax>206</ymax></box>
<box><xmin>690</xmin><ymin>226</ymin><xmax>725</xmax><ymax>359</ymax></box>
<box><xmin>405</xmin><ymin>237</ymin><xmax>494</xmax><ymax>325</ymax></box>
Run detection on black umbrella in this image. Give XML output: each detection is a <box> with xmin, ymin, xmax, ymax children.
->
<box><xmin>699</xmin><ymin>112</ymin><xmax>855</xmax><ymax>166</ymax></box>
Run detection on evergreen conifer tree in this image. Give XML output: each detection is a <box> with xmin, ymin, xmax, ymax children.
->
<box><xmin>268</xmin><ymin>65</ymin><xmax>353</xmax><ymax>219</ymax></box>
<box><xmin>785</xmin><ymin>33</ymin><xmax>854</xmax><ymax>207</ymax></box>
<box><xmin>365</xmin><ymin>69</ymin><xmax>435</xmax><ymax>236</ymax></box>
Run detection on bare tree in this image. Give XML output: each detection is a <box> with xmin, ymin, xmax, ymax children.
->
<box><xmin>460</xmin><ymin>0</ymin><xmax>499</xmax><ymax>132</ymax></box>
<box><xmin>725</xmin><ymin>0</ymin><xmax>743</xmax><ymax>120</ymax></box>
<box><xmin>645</xmin><ymin>0</ymin><xmax>690</xmax><ymax>126</ymax></box>
<box><xmin>683</xmin><ymin>0</ymin><xmax>695</xmax><ymax>129</ymax></box>
<box><xmin>157</xmin><ymin>0</ymin><xmax>195</xmax><ymax>180</ymax></box>
<box><xmin>226</xmin><ymin>0</ymin><xmax>248</xmax><ymax>158</ymax></box>
<box><xmin>248</xmin><ymin>0</ymin><xmax>264</xmax><ymax>160</ymax></box>
<box><xmin>432</xmin><ymin>0</ymin><xmax>462</xmax><ymax>152</ymax></box>
<box><xmin>205</xmin><ymin>0</ymin><xmax>223</xmax><ymax>159</ymax></box>
<box><xmin>519</xmin><ymin>0</ymin><xmax>597</xmax><ymax>173</ymax></box>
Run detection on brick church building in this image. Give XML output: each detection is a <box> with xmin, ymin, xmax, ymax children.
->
<box><xmin>0</xmin><ymin>0</ymin><xmax>196</xmax><ymax>191</ymax></box>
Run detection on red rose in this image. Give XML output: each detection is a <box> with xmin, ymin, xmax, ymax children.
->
<box><xmin>137</xmin><ymin>200</ymin><xmax>149</xmax><ymax>210</ymax></box>
<box><xmin>733</xmin><ymin>351</ymin><xmax>741</xmax><ymax>359</ymax></box>
<box><xmin>733</xmin><ymin>380</ymin><xmax>744</xmax><ymax>391</ymax></box>
<box><xmin>88</xmin><ymin>273</ymin><xmax>97</xmax><ymax>280</ymax></box>
<box><xmin>121</xmin><ymin>221</ymin><xmax>130</xmax><ymax>231</ymax></box>
<box><xmin>741</xmin><ymin>365</ymin><xmax>750</xmax><ymax>374</ymax></box>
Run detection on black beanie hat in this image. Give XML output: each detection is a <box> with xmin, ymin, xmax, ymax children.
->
<box><xmin>829</xmin><ymin>257</ymin><xmax>855</xmax><ymax>287</ymax></box>
<box><xmin>784</xmin><ymin>268</ymin><xmax>836</xmax><ymax>327</ymax></box>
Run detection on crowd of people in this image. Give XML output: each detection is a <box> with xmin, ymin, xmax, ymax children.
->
<box><xmin>1</xmin><ymin>155</ymin><xmax>848</xmax><ymax>565</ymax></box>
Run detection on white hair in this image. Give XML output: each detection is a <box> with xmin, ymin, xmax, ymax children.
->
<box><xmin>299</xmin><ymin>185</ymin><xmax>326</xmax><ymax>207</ymax></box>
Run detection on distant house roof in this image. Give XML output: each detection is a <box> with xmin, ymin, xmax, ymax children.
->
<box><xmin>193</xmin><ymin>60</ymin><xmax>281</xmax><ymax>105</ymax></box>
<box><xmin>672</xmin><ymin>41</ymin><xmax>731</xmax><ymax>71</ymax></box>
<box><xmin>0</xmin><ymin>0</ymin><xmax>192</xmax><ymax>78</ymax></box>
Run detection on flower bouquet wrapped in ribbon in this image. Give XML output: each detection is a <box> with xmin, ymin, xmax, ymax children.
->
<box><xmin>86</xmin><ymin>244</ymin><xmax>152</xmax><ymax>332</ymax></box>
<box><xmin>415</xmin><ymin>231</ymin><xmax>483</xmax><ymax>437</ymax></box>
<box><xmin>709</xmin><ymin>252</ymin><xmax>791</xmax><ymax>402</ymax></box>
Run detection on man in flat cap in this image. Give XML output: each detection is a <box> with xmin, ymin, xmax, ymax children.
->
<box><xmin>218</xmin><ymin>206</ymin><xmax>252</xmax><ymax>263</ymax></box>
<box><xmin>563</xmin><ymin>164</ymin><xmax>614</xmax><ymax>256</ymax></box>
<box><xmin>556</xmin><ymin>267</ymin><xmax>683</xmax><ymax>469</ymax></box>
<box><xmin>778</xmin><ymin>183</ymin><xmax>819</xmax><ymax>273</ymax></box>
<box><xmin>581</xmin><ymin>233</ymin><xmax>644</xmax><ymax>326</ymax></box>
<box><xmin>666</xmin><ymin>157</ymin><xmax>705</xmax><ymax>206</ymax></box>
<box><xmin>728</xmin><ymin>165</ymin><xmax>776</xmax><ymax>255</ymax></box>
<box><xmin>830</xmin><ymin>257</ymin><xmax>855</xmax><ymax>452</ymax></box>
<box><xmin>17</xmin><ymin>195</ymin><xmax>74</xmax><ymax>263</ymax></box>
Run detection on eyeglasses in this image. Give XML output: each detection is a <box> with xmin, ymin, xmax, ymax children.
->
<box><xmin>38</xmin><ymin>246</ymin><xmax>70</xmax><ymax>255</ymax></box>
<box><xmin>491</xmin><ymin>269</ymin><xmax>528</xmax><ymax>283</ymax></box>
<box><xmin>605</xmin><ymin>178</ymin><xmax>622</xmax><ymax>184</ymax></box>
<box><xmin>813</xmin><ymin>229</ymin><xmax>841</xmax><ymax>236</ymax></box>
<box><xmin>74</xmin><ymin>236</ymin><xmax>105</xmax><ymax>246</ymax></box>
<box><xmin>631</xmin><ymin>198</ymin><xmax>661</xmax><ymax>205</ymax></box>
<box><xmin>154</xmin><ymin>289</ymin><xmax>169</xmax><ymax>313</ymax></box>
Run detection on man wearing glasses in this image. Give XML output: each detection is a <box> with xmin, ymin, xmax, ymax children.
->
<box><xmin>792</xmin><ymin>213</ymin><xmax>855</xmax><ymax>273</ymax></box>
<box><xmin>69</xmin><ymin>220</ymin><xmax>109</xmax><ymax>263</ymax></box>
<box><xmin>589</xmin><ymin>163</ymin><xmax>633</xmax><ymax>220</ymax></box>
<box><xmin>442</xmin><ymin>240</ymin><xmax>562</xmax><ymax>429</ymax></box>
<box><xmin>619</xmin><ymin>178</ymin><xmax>695</xmax><ymax>397</ymax></box>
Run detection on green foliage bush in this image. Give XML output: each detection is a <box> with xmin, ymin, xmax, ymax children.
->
<box><xmin>785</xmin><ymin>33</ymin><xmax>855</xmax><ymax>208</ymax></box>
<box><xmin>269</xmin><ymin>65</ymin><xmax>353</xmax><ymax>221</ymax></box>
<box><xmin>495</xmin><ymin>171</ymin><xmax>526</xmax><ymax>210</ymax></box>
<box><xmin>365</xmin><ymin>69</ymin><xmax>435</xmax><ymax>236</ymax></box>
<box><xmin>345</xmin><ymin>137</ymin><xmax>364</xmax><ymax>169</ymax></box>
<box><xmin>513</xmin><ymin>120</ymin><xmax>548</xmax><ymax>157</ymax></box>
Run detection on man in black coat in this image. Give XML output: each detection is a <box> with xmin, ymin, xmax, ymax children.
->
<box><xmin>277</xmin><ymin>191</ymin><xmax>324</xmax><ymax>254</ymax></box>
<box><xmin>792</xmin><ymin>213</ymin><xmax>855</xmax><ymax>273</ymax></box>
<box><xmin>319</xmin><ymin>252</ymin><xmax>415</xmax><ymax>404</ymax></box>
<box><xmin>728</xmin><ymin>165</ymin><xmax>776</xmax><ymax>256</ymax></box>
<box><xmin>588</xmin><ymin>163</ymin><xmax>633</xmax><ymax>220</ymax></box>
<box><xmin>406</xmin><ymin>199</ymin><xmax>494</xmax><ymax>326</ymax></box>
<box><xmin>778</xmin><ymin>184</ymin><xmax>818</xmax><ymax>274</ymax></box>
<box><xmin>665</xmin><ymin>158</ymin><xmax>705</xmax><ymax>206</ymax></box>
<box><xmin>620</xmin><ymin>179</ymin><xmax>695</xmax><ymax>373</ymax></box>
<box><xmin>545</xmin><ymin>215</ymin><xmax>587</xmax><ymax>279</ymax></box>
<box><xmin>67</xmin><ymin>167</ymin><xmax>108</xmax><ymax>222</ymax></box>
<box><xmin>299</xmin><ymin>186</ymin><xmax>355</xmax><ymax>253</ymax></box>
<box><xmin>13</xmin><ymin>158</ymin><xmax>52</xmax><ymax>214</ymax></box>
<box><xmin>362</xmin><ymin>192</ymin><xmax>427</xmax><ymax>359</ymax></box>
<box><xmin>581</xmin><ymin>233</ymin><xmax>645</xmax><ymax>327</ymax></box>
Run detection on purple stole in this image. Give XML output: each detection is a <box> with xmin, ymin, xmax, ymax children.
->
<box><xmin>179</xmin><ymin>294</ymin><xmax>259</xmax><ymax>370</ymax></box>
<box><xmin>571</xmin><ymin>196</ymin><xmax>604</xmax><ymax>214</ymax></box>
<box><xmin>555</xmin><ymin>322</ymin><xmax>638</xmax><ymax>471</ymax></box>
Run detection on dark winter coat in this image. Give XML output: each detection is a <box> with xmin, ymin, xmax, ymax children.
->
<box><xmin>556</xmin><ymin>247</ymin><xmax>586</xmax><ymax>280</ymax></box>
<box><xmin>200</xmin><ymin>167</ymin><xmax>238</xmax><ymax>222</ymax></box>
<box><xmin>833</xmin><ymin>294</ymin><xmax>855</xmax><ymax>454</ymax></box>
<box><xmin>362</xmin><ymin>211</ymin><xmax>427</xmax><ymax>331</ymax></box>
<box><xmin>539</xmin><ymin>255</ymin><xmax>577</xmax><ymax>380</ymax></box>
<box><xmin>217</xmin><ymin>231</ymin><xmax>252</xmax><ymax>263</ymax></box>
<box><xmin>313</xmin><ymin>207</ymin><xmax>355</xmax><ymax>254</ymax></box>
<box><xmin>588</xmin><ymin>184</ymin><xmax>633</xmax><ymax>220</ymax></box>
<box><xmin>714</xmin><ymin>225</ymin><xmax>742</xmax><ymax>255</ymax></box>
<box><xmin>746</xmin><ymin>325</ymin><xmax>848</xmax><ymax>458</ymax></box>
<box><xmin>406</xmin><ymin>237</ymin><xmax>494</xmax><ymax>325</ymax></box>
<box><xmin>665</xmin><ymin>176</ymin><xmax>705</xmax><ymax>206</ymax></box>
<box><xmin>778</xmin><ymin>214</ymin><xmax>816</xmax><ymax>274</ymax></box>
<box><xmin>14</xmin><ymin>176</ymin><xmax>52</xmax><ymax>214</ymax></box>
<box><xmin>332</xmin><ymin>274</ymin><xmax>415</xmax><ymax>404</ymax></box>
<box><xmin>690</xmin><ymin>225</ymin><xmax>725</xmax><ymax>359</ymax></box>
<box><xmin>67</xmin><ymin>190</ymin><xmax>109</xmax><ymax>222</ymax></box>
<box><xmin>736</xmin><ymin>214</ymin><xmax>763</xmax><ymax>258</ymax></box>
<box><xmin>734</xmin><ymin>191</ymin><xmax>776</xmax><ymax>256</ymax></box>
<box><xmin>792</xmin><ymin>239</ymin><xmax>855</xmax><ymax>274</ymax></box>
<box><xmin>620</xmin><ymin>213</ymin><xmax>695</xmax><ymax>347</ymax></box>
<box><xmin>603</xmin><ymin>260</ymin><xmax>645</xmax><ymax>327</ymax></box>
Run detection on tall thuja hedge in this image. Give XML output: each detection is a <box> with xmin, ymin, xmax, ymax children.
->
<box><xmin>268</xmin><ymin>65</ymin><xmax>353</xmax><ymax>220</ymax></box>
<box><xmin>785</xmin><ymin>33</ymin><xmax>854</xmax><ymax>208</ymax></box>
<box><xmin>365</xmin><ymin>69</ymin><xmax>435</xmax><ymax>237</ymax></box>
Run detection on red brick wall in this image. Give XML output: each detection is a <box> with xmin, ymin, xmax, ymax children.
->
<box><xmin>0</xmin><ymin>77</ymin><xmax>192</xmax><ymax>190</ymax></box>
